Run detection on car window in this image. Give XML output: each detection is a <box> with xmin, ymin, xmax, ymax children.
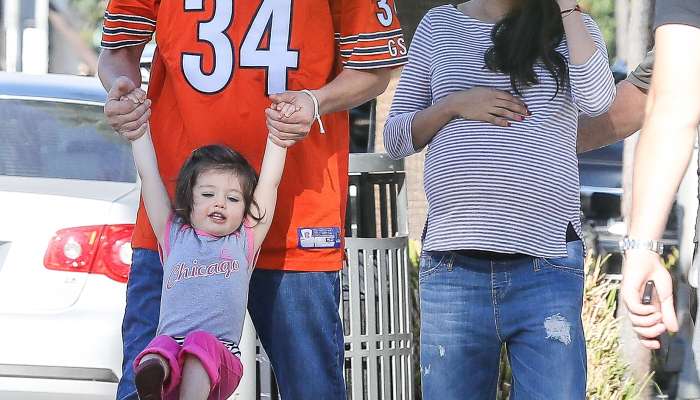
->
<box><xmin>0</xmin><ymin>99</ymin><xmax>136</xmax><ymax>183</ymax></box>
<box><xmin>578</xmin><ymin>142</ymin><xmax>623</xmax><ymax>189</ymax></box>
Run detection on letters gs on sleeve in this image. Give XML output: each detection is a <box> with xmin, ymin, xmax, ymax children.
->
<box><xmin>387</xmin><ymin>38</ymin><xmax>406</xmax><ymax>57</ymax></box>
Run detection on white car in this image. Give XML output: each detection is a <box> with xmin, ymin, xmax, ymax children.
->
<box><xmin>0</xmin><ymin>72</ymin><xmax>139</xmax><ymax>399</ymax></box>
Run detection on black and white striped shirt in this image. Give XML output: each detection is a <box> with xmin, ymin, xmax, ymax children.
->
<box><xmin>383</xmin><ymin>6</ymin><xmax>615</xmax><ymax>257</ymax></box>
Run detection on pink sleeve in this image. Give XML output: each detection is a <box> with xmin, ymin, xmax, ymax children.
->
<box><xmin>244</xmin><ymin>218</ymin><xmax>256</xmax><ymax>267</ymax></box>
<box><xmin>161</xmin><ymin>213</ymin><xmax>175</xmax><ymax>258</ymax></box>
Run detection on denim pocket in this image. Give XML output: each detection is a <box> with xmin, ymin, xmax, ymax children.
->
<box><xmin>536</xmin><ymin>241</ymin><xmax>585</xmax><ymax>278</ymax></box>
<box><xmin>419</xmin><ymin>251</ymin><xmax>453</xmax><ymax>282</ymax></box>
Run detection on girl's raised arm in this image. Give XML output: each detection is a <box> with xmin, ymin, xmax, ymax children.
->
<box><xmin>131</xmin><ymin>126</ymin><xmax>172</xmax><ymax>247</ymax></box>
<box><xmin>250</xmin><ymin>136</ymin><xmax>287</xmax><ymax>252</ymax></box>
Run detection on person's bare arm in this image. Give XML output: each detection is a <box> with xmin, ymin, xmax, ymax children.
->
<box><xmin>98</xmin><ymin>45</ymin><xmax>144</xmax><ymax>92</ymax></box>
<box><xmin>315</xmin><ymin>68</ymin><xmax>391</xmax><ymax>115</ymax></box>
<box><xmin>621</xmin><ymin>23</ymin><xmax>700</xmax><ymax>348</ymax></box>
<box><xmin>98</xmin><ymin>45</ymin><xmax>151</xmax><ymax>140</ymax></box>
<box><xmin>131</xmin><ymin>128</ymin><xmax>171</xmax><ymax>247</ymax></box>
<box><xmin>577</xmin><ymin>80</ymin><xmax>648</xmax><ymax>153</ymax></box>
<box><xmin>558</xmin><ymin>1</ymin><xmax>597</xmax><ymax>65</ymax></box>
<box><xmin>630</xmin><ymin>23</ymin><xmax>700</xmax><ymax>253</ymax></box>
<box><xmin>250</xmin><ymin>138</ymin><xmax>287</xmax><ymax>251</ymax></box>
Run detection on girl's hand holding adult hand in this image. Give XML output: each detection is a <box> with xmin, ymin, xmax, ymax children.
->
<box><xmin>266</xmin><ymin>91</ymin><xmax>315</xmax><ymax>148</ymax></box>
<box><xmin>445</xmin><ymin>87</ymin><xmax>529</xmax><ymax>127</ymax></box>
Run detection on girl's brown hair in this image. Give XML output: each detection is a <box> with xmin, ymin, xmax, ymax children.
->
<box><xmin>173</xmin><ymin>144</ymin><xmax>262</xmax><ymax>227</ymax></box>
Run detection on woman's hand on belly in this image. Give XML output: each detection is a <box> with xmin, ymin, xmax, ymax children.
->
<box><xmin>445</xmin><ymin>87</ymin><xmax>529</xmax><ymax>127</ymax></box>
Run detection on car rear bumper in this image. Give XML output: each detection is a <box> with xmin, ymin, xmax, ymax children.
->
<box><xmin>0</xmin><ymin>276</ymin><xmax>125</xmax><ymax>398</ymax></box>
<box><xmin>0</xmin><ymin>376</ymin><xmax>116</xmax><ymax>400</ymax></box>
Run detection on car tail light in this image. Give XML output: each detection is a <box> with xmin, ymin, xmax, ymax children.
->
<box><xmin>44</xmin><ymin>224</ymin><xmax>134</xmax><ymax>283</ymax></box>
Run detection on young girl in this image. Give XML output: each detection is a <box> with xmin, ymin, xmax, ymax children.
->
<box><xmin>123</xmin><ymin>91</ymin><xmax>296</xmax><ymax>400</ymax></box>
<box><xmin>384</xmin><ymin>0</ymin><xmax>615</xmax><ymax>398</ymax></box>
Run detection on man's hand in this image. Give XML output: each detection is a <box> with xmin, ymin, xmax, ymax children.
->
<box><xmin>105</xmin><ymin>76</ymin><xmax>151</xmax><ymax>141</ymax></box>
<box><xmin>266</xmin><ymin>91</ymin><xmax>315</xmax><ymax>148</ymax></box>
<box><xmin>445</xmin><ymin>87</ymin><xmax>529</xmax><ymax>127</ymax></box>
<box><xmin>621</xmin><ymin>250</ymin><xmax>679</xmax><ymax>349</ymax></box>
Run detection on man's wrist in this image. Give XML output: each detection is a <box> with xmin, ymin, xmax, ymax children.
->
<box><xmin>308</xmin><ymin>88</ymin><xmax>327</xmax><ymax>116</ymax></box>
<box><xmin>301</xmin><ymin>89</ymin><xmax>325</xmax><ymax>134</ymax></box>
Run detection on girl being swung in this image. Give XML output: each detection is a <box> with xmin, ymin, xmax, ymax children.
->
<box><xmin>122</xmin><ymin>89</ymin><xmax>296</xmax><ymax>400</ymax></box>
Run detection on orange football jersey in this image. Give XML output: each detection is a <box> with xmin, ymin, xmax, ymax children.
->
<box><xmin>102</xmin><ymin>0</ymin><xmax>407</xmax><ymax>271</ymax></box>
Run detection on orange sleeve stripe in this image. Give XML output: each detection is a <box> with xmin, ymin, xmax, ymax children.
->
<box><xmin>101</xmin><ymin>11</ymin><xmax>154</xmax><ymax>48</ymax></box>
<box><xmin>104</xmin><ymin>10</ymin><xmax>156</xmax><ymax>26</ymax></box>
<box><xmin>342</xmin><ymin>57</ymin><xmax>407</xmax><ymax>69</ymax></box>
<box><xmin>335</xmin><ymin>29</ymin><xmax>407</xmax><ymax>69</ymax></box>
<box><xmin>335</xmin><ymin>28</ymin><xmax>403</xmax><ymax>45</ymax></box>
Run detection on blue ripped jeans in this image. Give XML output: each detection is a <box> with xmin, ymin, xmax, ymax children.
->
<box><xmin>419</xmin><ymin>241</ymin><xmax>586</xmax><ymax>400</ymax></box>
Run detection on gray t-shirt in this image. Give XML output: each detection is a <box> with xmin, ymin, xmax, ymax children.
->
<box><xmin>626</xmin><ymin>50</ymin><xmax>654</xmax><ymax>91</ymax></box>
<box><xmin>654</xmin><ymin>0</ymin><xmax>700</xmax><ymax>30</ymax></box>
<box><xmin>156</xmin><ymin>216</ymin><xmax>254</xmax><ymax>345</ymax></box>
<box><xmin>626</xmin><ymin>0</ymin><xmax>700</xmax><ymax>90</ymax></box>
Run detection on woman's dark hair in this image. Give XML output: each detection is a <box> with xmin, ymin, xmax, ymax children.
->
<box><xmin>174</xmin><ymin>144</ymin><xmax>262</xmax><ymax>227</ymax></box>
<box><xmin>484</xmin><ymin>0</ymin><xmax>569</xmax><ymax>96</ymax></box>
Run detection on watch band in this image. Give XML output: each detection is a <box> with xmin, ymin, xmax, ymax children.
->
<box><xmin>619</xmin><ymin>237</ymin><xmax>664</xmax><ymax>254</ymax></box>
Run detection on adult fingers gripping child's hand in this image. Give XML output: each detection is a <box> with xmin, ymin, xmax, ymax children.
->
<box><xmin>105</xmin><ymin>77</ymin><xmax>150</xmax><ymax>141</ymax></box>
<box><xmin>276</xmin><ymin>102</ymin><xmax>302</xmax><ymax>119</ymax></box>
<box><xmin>265</xmin><ymin>105</ymin><xmax>313</xmax><ymax>145</ymax></box>
<box><xmin>267</xmin><ymin>91</ymin><xmax>315</xmax><ymax>144</ymax></box>
<box><xmin>121</xmin><ymin>88</ymin><xmax>147</xmax><ymax>105</ymax></box>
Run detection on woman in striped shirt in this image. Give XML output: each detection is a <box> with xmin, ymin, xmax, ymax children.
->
<box><xmin>384</xmin><ymin>0</ymin><xmax>614</xmax><ymax>398</ymax></box>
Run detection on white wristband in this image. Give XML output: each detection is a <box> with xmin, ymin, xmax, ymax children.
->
<box><xmin>301</xmin><ymin>89</ymin><xmax>325</xmax><ymax>134</ymax></box>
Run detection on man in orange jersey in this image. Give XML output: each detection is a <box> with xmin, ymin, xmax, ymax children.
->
<box><xmin>98</xmin><ymin>1</ymin><xmax>407</xmax><ymax>399</ymax></box>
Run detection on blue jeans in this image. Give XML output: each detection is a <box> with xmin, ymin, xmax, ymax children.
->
<box><xmin>248</xmin><ymin>269</ymin><xmax>346</xmax><ymax>400</ymax></box>
<box><xmin>419</xmin><ymin>241</ymin><xmax>586</xmax><ymax>400</ymax></box>
<box><xmin>116</xmin><ymin>249</ymin><xmax>345</xmax><ymax>400</ymax></box>
<box><xmin>117</xmin><ymin>249</ymin><xmax>162</xmax><ymax>400</ymax></box>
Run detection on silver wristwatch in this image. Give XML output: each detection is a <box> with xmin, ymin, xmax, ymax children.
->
<box><xmin>619</xmin><ymin>237</ymin><xmax>664</xmax><ymax>254</ymax></box>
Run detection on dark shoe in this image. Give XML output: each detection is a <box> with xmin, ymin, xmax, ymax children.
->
<box><xmin>134</xmin><ymin>358</ymin><xmax>166</xmax><ymax>400</ymax></box>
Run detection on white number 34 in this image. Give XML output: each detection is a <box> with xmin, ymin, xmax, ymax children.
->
<box><xmin>182</xmin><ymin>0</ymin><xmax>299</xmax><ymax>95</ymax></box>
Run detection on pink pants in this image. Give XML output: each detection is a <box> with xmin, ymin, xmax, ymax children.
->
<box><xmin>133</xmin><ymin>331</ymin><xmax>243</xmax><ymax>400</ymax></box>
